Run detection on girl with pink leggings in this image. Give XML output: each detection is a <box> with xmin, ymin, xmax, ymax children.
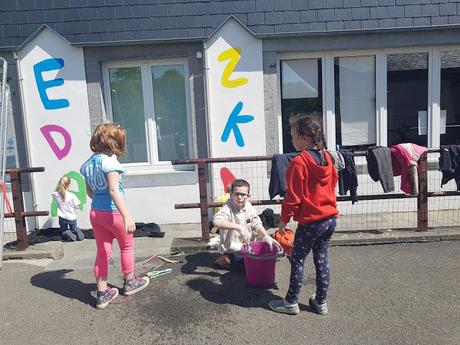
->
<box><xmin>80</xmin><ymin>123</ymin><xmax>149</xmax><ymax>309</ymax></box>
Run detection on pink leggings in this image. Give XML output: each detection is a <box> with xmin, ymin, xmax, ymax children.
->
<box><xmin>90</xmin><ymin>209</ymin><xmax>135</xmax><ymax>278</ymax></box>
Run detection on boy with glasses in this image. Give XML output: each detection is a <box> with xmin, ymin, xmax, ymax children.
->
<box><xmin>213</xmin><ymin>179</ymin><xmax>278</xmax><ymax>271</ymax></box>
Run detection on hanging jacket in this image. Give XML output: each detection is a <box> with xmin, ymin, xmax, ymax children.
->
<box><xmin>281</xmin><ymin>150</ymin><xmax>339</xmax><ymax>225</ymax></box>
<box><xmin>439</xmin><ymin>145</ymin><xmax>460</xmax><ymax>191</ymax></box>
<box><xmin>269</xmin><ymin>152</ymin><xmax>299</xmax><ymax>199</ymax></box>
<box><xmin>390</xmin><ymin>143</ymin><xmax>427</xmax><ymax>195</ymax></box>
<box><xmin>338</xmin><ymin>150</ymin><xmax>359</xmax><ymax>204</ymax></box>
<box><xmin>329</xmin><ymin>150</ymin><xmax>346</xmax><ymax>172</ymax></box>
<box><xmin>366</xmin><ymin>146</ymin><xmax>395</xmax><ymax>193</ymax></box>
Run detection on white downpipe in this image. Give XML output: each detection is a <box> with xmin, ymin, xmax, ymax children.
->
<box><xmin>0</xmin><ymin>57</ymin><xmax>8</xmax><ymax>268</ymax></box>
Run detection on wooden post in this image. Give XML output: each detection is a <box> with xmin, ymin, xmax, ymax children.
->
<box><xmin>197</xmin><ymin>160</ymin><xmax>210</xmax><ymax>241</ymax></box>
<box><xmin>9</xmin><ymin>169</ymin><xmax>28</xmax><ymax>250</ymax></box>
<box><xmin>417</xmin><ymin>152</ymin><xmax>428</xmax><ymax>231</ymax></box>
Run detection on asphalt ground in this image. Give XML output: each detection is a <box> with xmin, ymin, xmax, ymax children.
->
<box><xmin>1</xmin><ymin>241</ymin><xmax>459</xmax><ymax>345</ymax></box>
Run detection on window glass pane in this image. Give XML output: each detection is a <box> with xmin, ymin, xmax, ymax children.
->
<box><xmin>109</xmin><ymin>67</ymin><xmax>148</xmax><ymax>163</ymax></box>
<box><xmin>152</xmin><ymin>65</ymin><xmax>189</xmax><ymax>161</ymax></box>
<box><xmin>5</xmin><ymin>109</ymin><xmax>17</xmax><ymax>169</ymax></box>
<box><xmin>0</xmin><ymin>70</ymin><xmax>17</xmax><ymax>169</ymax></box>
<box><xmin>441</xmin><ymin>51</ymin><xmax>460</xmax><ymax>145</ymax></box>
<box><xmin>281</xmin><ymin>59</ymin><xmax>322</xmax><ymax>153</ymax></box>
<box><xmin>334</xmin><ymin>56</ymin><xmax>376</xmax><ymax>149</ymax></box>
<box><xmin>387</xmin><ymin>53</ymin><xmax>428</xmax><ymax>147</ymax></box>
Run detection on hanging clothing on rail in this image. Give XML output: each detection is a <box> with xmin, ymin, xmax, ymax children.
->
<box><xmin>439</xmin><ymin>145</ymin><xmax>460</xmax><ymax>191</ymax></box>
<box><xmin>390</xmin><ymin>143</ymin><xmax>427</xmax><ymax>195</ymax></box>
<box><xmin>338</xmin><ymin>150</ymin><xmax>358</xmax><ymax>204</ymax></box>
<box><xmin>269</xmin><ymin>153</ymin><xmax>299</xmax><ymax>199</ymax></box>
<box><xmin>329</xmin><ymin>150</ymin><xmax>346</xmax><ymax>172</ymax></box>
<box><xmin>366</xmin><ymin>146</ymin><xmax>395</xmax><ymax>193</ymax></box>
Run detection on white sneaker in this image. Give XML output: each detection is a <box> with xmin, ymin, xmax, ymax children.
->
<box><xmin>309</xmin><ymin>295</ymin><xmax>328</xmax><ymax>315</ymax></box>
<box><xmin>268</xmin><ymin>299</ymin><xmax>300</xmax><ymax>315</ymax></box>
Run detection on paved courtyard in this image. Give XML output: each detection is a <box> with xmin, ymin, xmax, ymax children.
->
<box><xmin>1</xmin><ymin>241</ymin><xmax>459</xmax><ymax>345</ymax></box>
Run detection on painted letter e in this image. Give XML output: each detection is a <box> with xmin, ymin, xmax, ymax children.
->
<box><xmin>33</xmin><ymin>58</ymin><xmax>70</xmax><ymax>110</ymax></box>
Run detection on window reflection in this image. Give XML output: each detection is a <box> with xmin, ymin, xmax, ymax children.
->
<box><xmin>281</xmin><ymin>59</ymin><xmax>323</xmax><ymax>153</ymax></box>
<box><xmin>387</xmin><ymin>53</ymin><xmax>428</xmax><ymax>147</ymax></box>
<box><xmin>109</xmin><ymin>67</ymin><xmax>148</xmax><ymax>163</ymax></box>
<box><xmin>441</xmin><ymin>50</ymin><xmax>460</xmax><ymax>145</ymax></box>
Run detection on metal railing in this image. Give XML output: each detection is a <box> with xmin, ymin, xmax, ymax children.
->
<box><xmin>2</xmin><ymin>168</ymin><xmax>49</xmax><ymax>251</ymax></box>
<box><xmin>173</xmin><ymin>149</ymin><xmax>460</xmax><ymax>241</ymax></box>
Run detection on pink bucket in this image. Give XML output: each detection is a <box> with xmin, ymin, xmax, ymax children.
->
<box><xmin>241</xmin><ymin>241</ymin><xmax>281</xmax><ymax>288</ymax></box>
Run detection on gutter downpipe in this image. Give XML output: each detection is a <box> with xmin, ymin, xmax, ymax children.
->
<box><xmin>0</xmin><ymin>57</ymin><xmax>8</xmax><ymax>267</ymax></box>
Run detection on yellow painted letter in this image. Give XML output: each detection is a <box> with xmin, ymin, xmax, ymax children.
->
<box><xmin>218</xmin><ymin>47</ymin><xmax>248</xmax><ymax>88</ymax></box>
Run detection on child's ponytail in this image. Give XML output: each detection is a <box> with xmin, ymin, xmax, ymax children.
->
<box><xmin>56</xmin><ymin>176</ymin><xmax>71</xmax><ymax>200</ymax></box>
<box><xmin>289</xmin><ymin>111</ymin><xmax>326</xmax><ymax>150</ymax></box>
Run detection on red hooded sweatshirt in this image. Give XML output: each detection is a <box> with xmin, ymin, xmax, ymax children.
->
<box><xmin>280</xmin><ymin>150</ymin><xmax>339</xmax><ymax>225</ymax></box>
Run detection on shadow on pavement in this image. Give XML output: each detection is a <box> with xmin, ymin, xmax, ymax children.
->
<box><xmin>30</xmin><ymin>269</ymin><xmax>95</xmax><ymax>306</ymax></box>
<box><xmin>181</xmin><ymin>252</ymin><xmax>280</xmax><ymax>310</ymax></box>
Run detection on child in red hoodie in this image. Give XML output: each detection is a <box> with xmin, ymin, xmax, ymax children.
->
<box><xmin>269</xmin><ymin>114</ymin><xmax>338</xmax><ymax>316</ymax></box>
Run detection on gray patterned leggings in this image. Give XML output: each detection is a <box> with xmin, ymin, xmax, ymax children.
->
<box><xmin>285</xmin><ymin>217</ymin><xmax>336</xmax><ymax>305</ymax></box>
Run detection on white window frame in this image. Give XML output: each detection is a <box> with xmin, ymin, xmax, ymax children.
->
<box><xmin>102</xmin><ymin>58</ymin><xmax>193</xmax><ymax>173</ymax></box>
<box><xmin>277</xmin><ymin>45</ymin><xmax>456</xmax><ymax>151</ymax></box>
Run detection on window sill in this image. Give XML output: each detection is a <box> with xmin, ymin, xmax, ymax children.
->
<box><xmin>123</xmin><ymin>168</ymin><xmax>197</xmax><ymax>188</ymax></box>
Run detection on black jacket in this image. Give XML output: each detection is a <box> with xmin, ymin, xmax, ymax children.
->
<box><xmin>366</xmin><ymin>146</ymin><xmax>395</xmax><ymax>193</ymax></box>
<box><xmin>439</xmin><ymin>145</ymin><xmax>460</xmax><ymax>191</ymax></box>
<box><xmin>269</xmin><ymin>152</ymin><xmax>299</xmax><ymax>199</ymax></box>
<box><xmin>338</xmin><ymin>150</ymin><xmax>358</xmax><ymax>204</ymax></box>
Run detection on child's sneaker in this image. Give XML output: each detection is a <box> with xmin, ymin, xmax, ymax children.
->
<box><xmin>122</xmin><ymin>275</ymin><xmax>150</xmax><ymax>296</ymax></box>
<box><xmin>96</xmin><ymin>287</ymin><xmax>119</xmax><ymax>310</ymax></box>
<box><xmin>268</xmin><ymin>299</ymin><xmax>300</xmax><ymax>315</ymax></box>
<box><xmin>75</xmin><ymin>228</ymin><xmax>85</xmax><ymax>241</ymax></box>
<box><xmin>309</xmin><ymin>295</ymin><xmax>328</xmax><ymax>315</ymax></box>
<box><xmin>62</xmin><ymin>230</ymin><xmax>77</xmax><ymax>241</ymax></box>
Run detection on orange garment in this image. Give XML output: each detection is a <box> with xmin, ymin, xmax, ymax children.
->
<box><xmin>273</xmin><ymin>228</ymin><xmax>294</xmax><ymax>256</ymax></box>
<box><xmin>280</xmin><ymin>150</ymin><xmax>339</xmax><ymax>225</ymax></box>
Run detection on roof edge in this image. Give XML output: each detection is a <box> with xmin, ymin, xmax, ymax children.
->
<box><xmin>254</xmin><ymin>23</ymin><xmax>460</xmax><ymax>39</ymax></box>
<box><xmin>1</xmin><ymin>22</ymin><xmax>460</xmax><ymax>51</ymax></box>
<box><xmin>207</xmin><ymin>15</ymin><xmax>256</xmax><ymax>40</ymax></box>
<box><xmin>16</xmin><ymin>24</ymin><xmax>71</xmax><ymax>51</ymax></box>
<box><xmin>71</xmin><ymin>35</ymin><xmax>206</xmax><ymax>48</ymax></box>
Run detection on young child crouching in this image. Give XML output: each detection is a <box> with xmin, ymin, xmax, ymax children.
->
<box><xmin>213</xmin><ymin>179</ymin><xmax>278</xmax><ymax>271</ymax></box>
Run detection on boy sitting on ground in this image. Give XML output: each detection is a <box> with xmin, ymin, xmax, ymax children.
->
<box><xmin>213</xmin><ymin>179</ymin><xmax>278</xmax><ymax>271</ymax></box>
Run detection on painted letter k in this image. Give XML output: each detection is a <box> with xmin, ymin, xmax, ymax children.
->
<box><xmin>221</xmin><ymin>101</ymin><xmax>254</xmax><ymax>148</ymax></box>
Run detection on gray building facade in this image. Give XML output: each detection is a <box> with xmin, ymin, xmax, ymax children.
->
<box><xmin>1</xmin><ymin>0</ymin><xmax>460</xmax><ymax>226</ymax></box>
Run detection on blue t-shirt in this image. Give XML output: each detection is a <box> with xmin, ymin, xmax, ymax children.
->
<box><xmin>80</xmin><ymin>153</ymin><xmax>126</xmax><ymax>211</ymax></box>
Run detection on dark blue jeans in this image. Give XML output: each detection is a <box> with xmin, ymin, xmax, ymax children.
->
<box><xmin>59</xmin><ymin>217</ymin><xmax>83</xmax><ymax>241</ymax></box>
<box><xmin>285</xmin><ymin>217</ymin><xmax>336</xmax><ymax>305</ymax></box>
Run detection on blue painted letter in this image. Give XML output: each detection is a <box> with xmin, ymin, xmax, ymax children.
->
<box><xmin>33</xmin><ymin>58</ymin><xmax>70</xmax><ymax>110</ymax></box>
<box><xmin>221</xmin><ymin>101</ymin><xmax>254</xmax><ymax>148</ymax></box>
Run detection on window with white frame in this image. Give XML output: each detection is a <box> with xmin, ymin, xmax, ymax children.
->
<box><xmin>280</xmin><ymin>47</ymin><xmax>460</xmax><ymax>151</ymax></box>
<box><xmin>103</xmin><ymin>61</ymin><xmax>191</xmax><ymax>166</ymax></box>
<box><xmin>280</xmin><ymin>58</ymin><xmax>323</xmax><ymax>153</ymax></box>
<box><xmin>334</xmin><ymin>56</ymin><xmax>376</xmax><ymax>150</ymax></box>
<box><xmin>387</xmin><ymin>52</ymin><xmax>428</xmax><ymax>147</ymax></box>
<box><xmin>0</xmin><ymin>67</ymin><xmax>17</xmax><ymax>169</ymax></box>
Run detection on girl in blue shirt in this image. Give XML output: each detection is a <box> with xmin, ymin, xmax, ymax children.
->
<box><xmin>80</xmin><ymin>123</ymin><xmax>149</xmax><ymax>309</ymax></box>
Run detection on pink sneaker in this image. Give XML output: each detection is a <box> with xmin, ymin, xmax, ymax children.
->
<box><xmin>96</xmin><ymin>287</ymin><xmax>119</xmax><ymax>309</ymax></box>
<box><xmin>122</xmin><ymin>276</ymin><xmax>150</xmax><ymax>296</ymax></box>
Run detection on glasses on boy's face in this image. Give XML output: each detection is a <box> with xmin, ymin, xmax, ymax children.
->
<box><xmin>233</xmin><ymin>192</ymin><xmax>249</xmax><ymax>198</ymax></box>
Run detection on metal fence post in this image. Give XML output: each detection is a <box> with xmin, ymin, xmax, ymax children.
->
<box><xmin>417</xmin><ymin>152</ymin><xmax>428</xmax><ymax>232</ymax></box>
<box><xmin>197</xmin><ymin>159</ymin><xmax>210</xmax><ymax>241</ymax></box>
